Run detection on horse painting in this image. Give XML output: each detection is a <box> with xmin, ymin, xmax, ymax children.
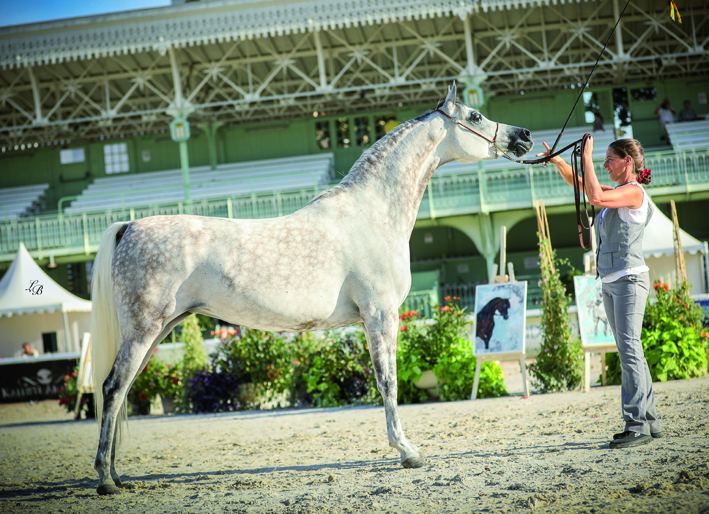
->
<box><xmin>475</xmin><ymin>297</ymin><xmax>511</xmax><ymax>350</ymax></box>
<box><xmin>89</xmin><ymin>82</ymin><xmax>533</xmax><ymax>495</ymax></box>
<box><xmin>589</xmin><ymin>288</ymin><xmax>609</xmax><ymax>337</ymax></box>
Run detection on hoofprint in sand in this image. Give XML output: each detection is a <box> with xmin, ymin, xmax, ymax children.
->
<box><xmin>1</xmin><ymin>377</ymin><xmax>708</xmax><ymax>514</ymax></box>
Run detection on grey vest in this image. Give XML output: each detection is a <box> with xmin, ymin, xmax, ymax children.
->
<box><xmin>596</xmin><ymin>182</ymin><xmax>653</xmax><ymax>278</ymax></box>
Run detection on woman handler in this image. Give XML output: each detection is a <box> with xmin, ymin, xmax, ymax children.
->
<box><xmin>537</xmin><ymin>136</ymin><xmax>660</xmax><ymax>449</ymax></box>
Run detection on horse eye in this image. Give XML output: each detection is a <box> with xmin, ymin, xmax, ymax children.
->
<box><xmin>470</xmin><ymin>113</ymin><xmax>482</xmax><ymax>123</ymax></box>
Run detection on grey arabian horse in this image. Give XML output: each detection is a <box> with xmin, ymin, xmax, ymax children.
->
<box><xmin>90</xmin><ymin>82</ymin><xmax>534</xmax><ymax>495</ymax></box>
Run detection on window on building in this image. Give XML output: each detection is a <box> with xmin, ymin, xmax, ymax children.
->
<box><xmin>583</xmin><ymin>92</ymin><xmax>600</xmax><ymax>123</ymax></box>
<box><xmin>630</xmin><ymin>87</ymin><xmax>657</xmax><ymax>102</ymax></box>
<box><xmin>374</xmin><ymin>115</ymin><xmax>388</xmax><ymax>141</ymax></box>
<box><xmin>613</xmin><ymin>87</ymin><xmax>633</xmax><ymax>139</ymax></box>
<box><xmin>315</xmin><ymin>121</ymin><xmax>331</xmax><ymax>150</ymax></box>
<box><xmin>104</xmin><ymin>143</ymin><xmax>129</xmax><ymax>174</ymax></box>
<box><xmin>336</xmin><ymin>118</ymin><xmax>351</xmax><ymax>148</ymax></box>
<box><xmin>353</xmin><ymin>117</ymin><xmax>371</xmax><ymax>146</ymax></box>
<box><xmin>60</xmin><ymin>148</ymin><xmax>85</xmax><ymax>164</ymax></box>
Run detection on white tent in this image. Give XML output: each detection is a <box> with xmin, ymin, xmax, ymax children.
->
<box><xmin>0</xmin><ymin>243</ymin><xmax>92</xmax><ymax>358</ymax></box>
<box><xmin>587</xmin><ymin>200</ymin><xmax>708</xmax><ymax>296</ymax></box>
<box><xmin>642</xmin><ymin>201</ymin><xmax>708</xmax><ymax>296</ymax></box>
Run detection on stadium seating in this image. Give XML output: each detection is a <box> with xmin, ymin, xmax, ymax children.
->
<box><xmin>0</xmin><ymin>184</ymin><xmax>49</xmax><ymax>219</ymax></box>
<box><xmin>65</xmin><ymin>153</ymin><xmax>334</xmax><ymax>214</ymax></box>
<box><xmin>666</xmin><ymin>120</ymin><xmax>709</xmax><ymax>152</ymax></box>
<box><xmin>437</xmin><ymin>125</ymin><xmax>616</xmax><ymax>176</ymax></box>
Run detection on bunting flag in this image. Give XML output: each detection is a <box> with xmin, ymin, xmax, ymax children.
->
<box><xmin>669</xmin><ymin>1</ymin><xmax>682</xmax><ymax>23</ymax></box>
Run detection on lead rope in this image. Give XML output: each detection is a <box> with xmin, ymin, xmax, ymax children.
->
<box><xmin>495</xmin><ymin>0</ymin><xmax>630</xmax><ymax>249</ymax></box>
<box><xmin>571</xmin><ymin>133</ymin><xmax>595</xmax><ymax>249</ymax></box>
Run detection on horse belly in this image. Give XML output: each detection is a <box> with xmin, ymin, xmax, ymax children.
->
<box><xmin>187</xmin><ymin>259</ymin><xmax>360</xmax><ymax>332</ymax></box>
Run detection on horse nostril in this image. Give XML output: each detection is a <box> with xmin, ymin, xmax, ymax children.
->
<box><xmin>523</xmin><ymin>129</ymin><xmax>531</xmax><ymax>140</ymax></box>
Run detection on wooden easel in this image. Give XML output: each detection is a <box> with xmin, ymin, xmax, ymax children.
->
<box><xmin>471</xmin><ymin>226</ymin><xmax>530</xmax><ymax>400</ymax></box>
<box><xmin>74</xmin><ymin>333</ymin><xmax>94</xmax><ymax>420</ymax></box>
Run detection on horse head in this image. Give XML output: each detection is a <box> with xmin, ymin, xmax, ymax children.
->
<box><xmin>498</xmin><ymin>298</ymin><xmax>511</xmax><ymax>320</ymax></box>
<box><xmin>436</xmin><ymin>82</ymin><xmax>534</xmax><ymax>164</ymax></box>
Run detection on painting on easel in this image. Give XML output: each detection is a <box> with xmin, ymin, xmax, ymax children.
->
<box><xmin>474</xmin><ymin>282</ymin><xmax>527</xmax><ymax>355</ymax></box>
<box><xmin>574</xmin><ymin>276</ymin><xmax>615</xmax><ymax>347</ymax></box>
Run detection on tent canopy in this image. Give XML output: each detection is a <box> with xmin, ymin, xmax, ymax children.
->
<box><xmin>0</xmin><ymin>243</ymin><xmax>91</xmax><ymax>317</ymax></box>
<box><xmin>642</xmin><ymin>201</ymin><xmax>706</xmax><ymax>258</ymax></box>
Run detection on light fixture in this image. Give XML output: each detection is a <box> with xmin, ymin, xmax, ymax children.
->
<box><xmin>47</xmin><ymin>254</ymin><xmax>57</xmax><ymax>269</ymax></box>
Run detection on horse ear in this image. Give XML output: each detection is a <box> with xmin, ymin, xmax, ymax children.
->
<box><xmin>444</xmin><ymin>81</ymin><xmax>457</xmax><ymax>105</ymax></box>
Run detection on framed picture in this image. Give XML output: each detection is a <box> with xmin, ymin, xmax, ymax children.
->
<box><xmin>574</xmin><ymin>276</ymin><xmax>616</xmax><ymax>347</ymax></box>
<box><xmin>473</xmin><ymin>282</ymin><xmax>527</xmax><ymax>356</ymax></box>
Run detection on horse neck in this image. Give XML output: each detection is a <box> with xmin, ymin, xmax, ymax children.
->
<box><xmin>341</xmin><ymin>115</ymin><xmax>443</xmax><ymax>237</ymax></box>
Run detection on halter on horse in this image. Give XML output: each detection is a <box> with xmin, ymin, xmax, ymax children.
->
<box><xmin>89</xmin><ymin>82</ymin><xmax>534</xmax><ymax>495</ymax></box>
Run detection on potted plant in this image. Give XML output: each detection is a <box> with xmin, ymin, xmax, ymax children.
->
<box><xmin>155</xmin><ymin>361</ymin><xmax>182</xmax><ymax>414</ymax></box>
<box><xmin>128</xmin><ymin>350</ymin><xmax>162</xmax><ymax>415</ymax></box>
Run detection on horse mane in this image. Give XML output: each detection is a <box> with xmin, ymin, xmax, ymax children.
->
<box><xmin>308</xmin><ymin>111</ymin><xmax>436</xmax><ymax>205</ymax></box>
<box><xmin>479</xmin><ymin>297</ymin><xmax>508</xmax><ymax>318</ymax></box>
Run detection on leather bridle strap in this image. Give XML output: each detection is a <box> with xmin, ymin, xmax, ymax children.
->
<box><xmin>571</xmin><ymin>133</ymin><xmax>595</xmax><ymax>250</ymax></box>
<box><xmin>435</xmin><ymin>108</ymin><xmax>499</xmax><ymax>146</ymax></box>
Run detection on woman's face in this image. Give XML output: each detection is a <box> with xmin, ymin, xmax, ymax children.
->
<box><xmin>603</xmin><ymin>148</ymin><xmax>630</xmax><ymax>183</ymax></box>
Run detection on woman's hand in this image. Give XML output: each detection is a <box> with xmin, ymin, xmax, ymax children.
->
<box><xmin>535</xmin><ymin>142</ymin><xmax>564</xmax><ymax>166</ymax></box>
<box><xmin>583</xmin><ymin>133</ymin><xmax>594</xmax><ymax>157</ymax></box>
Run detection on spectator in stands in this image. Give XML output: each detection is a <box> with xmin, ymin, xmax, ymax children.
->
<box><xmin>593</xmin><ymin>112</ymin><xmax>605</xmax><ymax>132</ymax></box>
<box><xmin>654</xmin><ymin>98</ymin><xmax>675</xmax><ymax>139</ymax></box>
<box><xmin>677</xmin><ymin>100</ymin><xmax>702</xmax><ymax>122</ymax></box>
<box><xmin>537</xmin><ymin>136</ymin><xmax>660</xmax><ymax>449</ymax></box>
<box><xmin>22</xmin><ymin>343</ymin><xmax>38</xmax><ymax>357</ymax></box>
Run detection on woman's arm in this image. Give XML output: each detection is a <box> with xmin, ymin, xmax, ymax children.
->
<box><xmin>536</xmin><ymin>142</ymin><xmax>576</xmax><ymax>187</ymax></box>
<box><xmin>581</xmin><ymin>136</ymin><xmax>643</xmax><ymax>209</ymax></box>
<box><xmin>536</xmin><ymin>139</ymin><xmax>641</xmax><ymax>208</ymax></box>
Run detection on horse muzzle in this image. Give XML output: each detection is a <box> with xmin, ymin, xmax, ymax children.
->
<box><xmin>507</xmin><ymin>127</ymin><xmax>534</xmax><ymax>157</ymax></box>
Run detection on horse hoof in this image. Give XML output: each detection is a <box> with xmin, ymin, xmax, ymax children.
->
<box><xmin>401</xmin><ymin>456</ymin><xmax>425</xmax><ymax>469</ymax></box>
<box><xmin>97</xmin><ymin>483</ymin><xmax>121</xmax><ymax>495</ymax></box>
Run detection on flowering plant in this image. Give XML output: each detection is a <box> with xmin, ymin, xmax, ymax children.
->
<box><xmin>127</xmin><ymin>350</ymin><xmax>164</xmax><ymax>415</ymax></box>
<box><xmin>397</xmin><ymin>297</ymin><xmax>508</xmax><ymax>402</ymax></box>
<box><xmin>605</xmin><ymin>281</ymin><xmax>708</xmax><ymax>383</ymax></box>
<box><xmin>58</xmin><ymin>362</ymin><xmax>95</xmax><ymax>419</ymax></box>
<box><xmin>301</xmin><ymin>330</ymin><xmax>379</xmax><ymax>408</ymax></box>
<box><xmin>211</xmin><ymin>327</ymin><xmax>292</xmax><ymax>408</ymax></box>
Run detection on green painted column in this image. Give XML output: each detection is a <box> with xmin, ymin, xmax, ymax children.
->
<box><xmin>200</xmin><ymin>122</ymin><xmax>223</xmax><ymax>170</ymax></box>
<box><xmin>179</xmin><ymin>140</ymin><xmax>192</xmax><ymax>212</ymax></box>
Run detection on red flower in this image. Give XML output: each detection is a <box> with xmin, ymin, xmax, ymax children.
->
<box><xmin>138</xmin><ymin>392</ymin><xmax>148</xmax><ymax>402</ymax></box>
<box><xmin>453</xmin><ymin>296</ymin><xmax>460</xmax><ymax>301</ymax></box>
<box><xmin>445</xmin><ymin>296</ymin><xmax>451</xmax><ymax>301</ymax></box>
<box><xmin>400</xmin><ymin>324</ymin><xmax>409</xmax><ymax>332</ymax></box>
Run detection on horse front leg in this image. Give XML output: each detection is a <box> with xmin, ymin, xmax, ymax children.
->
<box><xmin>362</xmin><ymin>308</ymin><xmax>424</xmax><ymax>469</ymax></box>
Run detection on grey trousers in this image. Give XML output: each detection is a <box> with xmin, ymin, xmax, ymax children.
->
<box><xmin>601</xmin><ymin>272</ymin><xmax>660</xmax><ymax>436</ymax></box>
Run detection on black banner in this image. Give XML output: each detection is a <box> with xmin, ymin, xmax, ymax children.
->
<box><xmin>0</xmin><ymin>358</ymin><xmax>77</xmax><ymax>403</ymax></box>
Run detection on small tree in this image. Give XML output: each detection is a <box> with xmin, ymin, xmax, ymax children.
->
<box><xmin>179</xmin><ymin>314</ymin><xmax>209</xmax><ymax>411</ymax></box>
<box><xmin>529</xmin><ymin>201</ymin><xmax>583</xmax><ymax>393</ymax></box>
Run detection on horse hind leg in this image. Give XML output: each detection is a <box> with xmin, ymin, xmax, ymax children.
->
<box><xmin>95</xmin><ymin>327</ymin><xmax>165</xmax><ymax>495</ymax></box>
<box><xmin>98</xmin><ymin>312</ymin><xmax>191</xmax><ymax>495</ymax></box>
<box><xmin>362</xmin><ymin>307</ymin><xmax>424</xmax><ymax>469</ymax></box>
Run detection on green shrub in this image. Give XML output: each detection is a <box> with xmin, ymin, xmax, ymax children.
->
<box><xmin>605</xmin><ymin>281</ymin><xmax>708</xmax><ymax>384</ymax></box>
<box><xmin>212</xmin><ymin>327</ymin><xmax>292</xmax><ymax>408</ymax></box>
<box><xmin>301</xmin><ymin>330</ymin><xmax>379</xmax><ymax>407</ymax></box>
<box><xmin>529</xmin><ymin>243</ymin><xmax>584</xmax><ymax>393</ymax></box>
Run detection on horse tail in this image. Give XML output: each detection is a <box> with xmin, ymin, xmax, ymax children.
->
<box><xmin>91</xmin><ymin>222</ymin><xmax>129</xmax><ymax>432</ymax></box>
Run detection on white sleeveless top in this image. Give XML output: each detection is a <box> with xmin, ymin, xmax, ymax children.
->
<box><xmin>599</xmin><ymin>183</ymin><xmax>650</xmax><ymax>283</ymax></box>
